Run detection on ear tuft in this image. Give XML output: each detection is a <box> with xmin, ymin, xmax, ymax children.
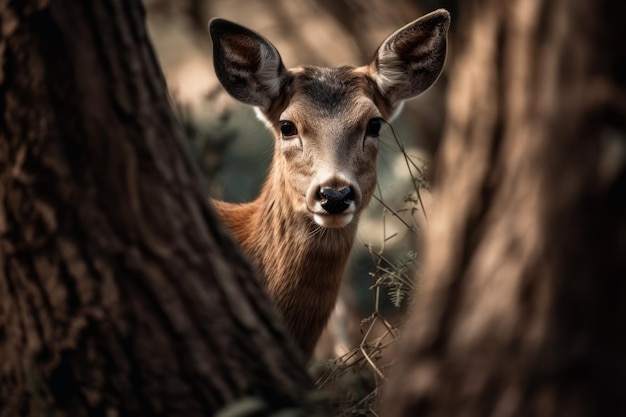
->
<box><xmin>209</xmin><ymin>18</ymin><xmax>289</xmax><ymax>109</ymax></box>
<box><xmin>371</xmin><ymin>9</ymin><xmax>450</xmax><ymax>108</ymax></box>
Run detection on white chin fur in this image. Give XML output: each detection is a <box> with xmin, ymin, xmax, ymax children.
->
<box><xmin>313</xmin><ymin>213</ymin><xmax>354</xmax><ymax>228</ymax></box>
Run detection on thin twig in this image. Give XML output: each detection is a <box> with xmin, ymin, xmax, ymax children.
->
<box><xmin>372</xmin><ymin>194</ymin><xmax>415</xmax><ymax>233</ymax></box>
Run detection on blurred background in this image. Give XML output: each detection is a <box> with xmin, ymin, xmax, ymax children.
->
<box><xmin>144</xmin><ymin>0</ymin><xmax>458</xmax><ymax>351</ymax></box>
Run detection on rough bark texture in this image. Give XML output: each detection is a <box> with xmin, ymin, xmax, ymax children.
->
<box><xmin>385</xmin><ymin>0</ymin><xmax>626</xmax><ymax>416</ymax></box>
<box><xmin>0</xmin><ymin>1</ymin><xmax>313</xmax><ymax>416</ymax></box>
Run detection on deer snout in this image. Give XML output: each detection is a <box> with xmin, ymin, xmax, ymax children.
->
<box><xmin>306</xmin><ymin>177</ymin><xmax>361</xmax><ymax>228</ymax></box>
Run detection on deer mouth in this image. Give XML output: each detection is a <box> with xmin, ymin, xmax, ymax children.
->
<box><xmin>311</xmin><ymin>211</ymin><xmax>354</xmax><ymax>229</ymax></box>
<box><xmin>309</xmin><ymin>199</ymin><xmax>356</xmax><ymax>229</ymax></box>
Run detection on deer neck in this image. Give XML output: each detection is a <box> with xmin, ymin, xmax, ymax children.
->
<box><xmin>213</xmin><ymin>169</ymin><xmax>358</xmax><ymax>355</ymax></box>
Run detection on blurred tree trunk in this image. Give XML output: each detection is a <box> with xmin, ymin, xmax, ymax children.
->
<box><xmin>385</xmin><ymin>0</ymin><xmax>626</xmax><ymax>416</ymax></box>
<box><xmin>0</xmin><ymin>1</ymin><xmax>313</xmax><ymax>416</ymax></box>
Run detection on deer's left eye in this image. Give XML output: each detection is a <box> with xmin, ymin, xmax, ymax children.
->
<box><xmin>279</xmin><ymin>121</ymin><xmax>298</xmax><ymax>138</ymax></box>
<box><xmin>366</xmin><ymin>118</ymin><xmax>382</xmax><ymax>137</ymax></box>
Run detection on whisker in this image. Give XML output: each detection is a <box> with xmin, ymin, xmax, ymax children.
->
<box><xmin>309</xmin><ymin>224</ymin><xmax>325</xmax><ymax>239</ymax></box>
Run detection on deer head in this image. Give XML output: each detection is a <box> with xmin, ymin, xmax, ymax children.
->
<box><xmin>209</xmin><ymin>10</ymin><xmax>449</xmax><ymax>229</ymax></box>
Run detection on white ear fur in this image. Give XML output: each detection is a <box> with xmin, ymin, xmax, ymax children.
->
<box><xmin>253</xmin><ymin>107</ymin><xmax>274</xmax><ymax>129</ymax></box>
<box><xmin>371</xmin><ymin>9</ymin><xmax>450</xmax><ymax>111</ymax></box>
<box><xmin>209</xmin><ymin>18</ymin><xmax>289</xmax><ymax>109</ymax></box>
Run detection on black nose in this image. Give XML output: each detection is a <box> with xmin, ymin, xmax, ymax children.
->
<box><xmin>319</xmin><ymin>187</ymin><xmax>354</xmax><ymax>214</ymax></box>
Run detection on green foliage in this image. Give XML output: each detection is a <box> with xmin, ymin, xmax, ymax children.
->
<box><xmin>172</xmin><ymin>87</ymin><xmax>237</xmax><ymax>195</ymax></box>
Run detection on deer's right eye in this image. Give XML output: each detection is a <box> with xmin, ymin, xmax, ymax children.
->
<box><xmin>279</xmin><ymin>121</ymin><xmax>298</xmax><ymax>138</ymax></box>
<box><xmin>366</xmin><ymin>118</ymin><xmax>382</xmax><ymax>137</ymax></box>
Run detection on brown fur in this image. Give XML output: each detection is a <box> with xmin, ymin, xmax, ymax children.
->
<box><xmin>212</xmin><ymin>190</ymin><xmax>356</xmax><ymax>356</ymax></box>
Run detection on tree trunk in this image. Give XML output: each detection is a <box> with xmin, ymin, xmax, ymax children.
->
<box><xmin>384</xmin><ymin>0</ymin><xmax>626</xmax><ymax>416</ymax></box>
<box><xmin>0</xmin><ymin>1</ymin><xmax>313</xmax><ymax>416</ymax></box>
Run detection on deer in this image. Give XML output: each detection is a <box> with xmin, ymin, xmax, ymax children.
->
<box><xmin>208</xmin><ymin>9</ymin><xmax>450</xmax><ymax>356</ymax></box>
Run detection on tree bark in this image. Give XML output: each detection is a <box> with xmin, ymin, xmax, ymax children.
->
<box><xmin>385</xmin><ymin>0</ymin><xmax>626</xmax><ymax>416</ymax></box>
<box><xmin>0</xmin><ymin>1</ymin><xmax>313</xmax><ymax>416</ymax></box>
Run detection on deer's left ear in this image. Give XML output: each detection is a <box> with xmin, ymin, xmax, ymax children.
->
<box><xmin>370</xmin><ymin>9</ymin><xmax>450</xmax><ymax>109</ymax></box>
<box><xmin>209</xmin><ymin>18</ymin><xmax>289</xmax><ymax>110</ymax></box>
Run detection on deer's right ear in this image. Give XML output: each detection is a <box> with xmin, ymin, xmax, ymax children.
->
<box><xmin>370</xmin><ymin>9</ymin><xmax>450</xmax><ymax>111</ymax></box>
<box><xmin>209</xmin><ymin>18</ymin><xmax>289</xmax><ymax>109</ymax></box>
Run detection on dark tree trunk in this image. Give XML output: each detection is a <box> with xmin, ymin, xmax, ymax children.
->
<box><xmin>0</xmin><ymin>1</ymin><xmax>312</xmax><ymax>416</ymax></box>
<box><xmin>384</xmin><ymin>0</ymin><xmax>626</xmax><ymax>416</ymax></box>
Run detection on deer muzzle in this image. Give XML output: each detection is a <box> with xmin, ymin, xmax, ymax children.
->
<box><xmin>306</xmin><ymin>176</ymin><xmax>361</xmax><ymax>228</ymax></box>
